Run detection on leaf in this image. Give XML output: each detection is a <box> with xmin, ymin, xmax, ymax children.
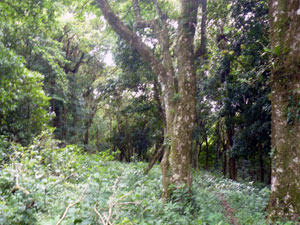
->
<box><xmin>274</xmin><ymin>45</ymin><xmax>281</xmax><ymax>56</ymax></box>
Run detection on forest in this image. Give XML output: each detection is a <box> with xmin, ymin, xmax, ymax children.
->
<box><xmin>0</xmin><ymin>0</ymin><xmax>300</xmax><ymax>224</ymax></box>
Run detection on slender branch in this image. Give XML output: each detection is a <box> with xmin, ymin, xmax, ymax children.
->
<box><xmin>94</xmin><ymin>178</ymin><xmax>138</xmax><ymax>225</ymax></box>
<box><xmin>11</xmin><ymin>174</ymin><xmax>30</xmax><ymax>195</ymax></box>
<box><xmin>132</xmin><ymin>0</ymin><xmax>142</xmax><ymax>21</ymax></box>
<box><xmin>94</xmin><ymin>204</ymin><xmax>106</xmax><ymax>225</ymax></box>
<box><xmin>11</xmin><ymin>158</ymin><xmax>30</xmax><ymax>195</ymax></box>
<box><xmin>132</xmin><ymin>0</ymin><xmax>160</xmax><ymax>30</ymax></box>
<box><xmin>145</xmin><ymin>144</ymin><xmax>164</xmax><ymax>174</ymax></box>
<box><xmin>106</xmin><ymin>178</ymin><xmax>120</xmax><ymax>223</ymax></box>
<box><xmin>70</xmin><ymin>53</ymin><xmax>85</xmax><ymax>74</ymax></box>
<box><xmin>56</xmin><ymin>185</ymin><xmax>88</xmax><ymax>225</ymax></box>
<box><xmin>151</xmin><ymin>0</ymin><xmax>167</xmax><ymax>22</ymax></box>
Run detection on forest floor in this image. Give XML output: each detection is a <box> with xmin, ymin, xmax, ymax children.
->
<box><xmin>0</xmin><ymin>148</ymin><xmax>278</xmax><ymax>225</ymax></box>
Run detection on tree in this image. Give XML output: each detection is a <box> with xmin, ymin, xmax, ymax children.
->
<box><xmin>0</xmin><ymin>45</ymin><xmax>49</xmax><ymax>146</ymax></box>
<box><xmin>268</xmin><ymin>0</ymin><xmax>300</xmax><ymax>221</ymax></box>
<box><xmin>96</xmin><ymin>0</ymin><xmax>206</xmax><ymax>198</ymax></box>
<box><xmin>198</xmin><ymin>0</ymin><xmax>271</xmax><ymax>182</ymax></box>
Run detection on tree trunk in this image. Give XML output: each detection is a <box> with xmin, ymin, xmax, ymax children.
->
<box><xmin>226</xmin><ymin>126</ymin><xmax>237</xmax><ymax>180</ymax></box>
<box><xmin>259</xmin><ymin>151</ymin><xmax>265</xmax><ymax>183</ymax></box>
<box><xmin>268</xmin><ymin>0</ymin><xmax>300</xmax><ymax>221</ymax></box>
<box><xmin>97</xmin><ymin>0</ymin><xmax>201</xmax><ymax>200</ymax></box>
<box><xmin>84</xmin><ymin>116</ymin><xmax>94</xmax><ymax>148</ymax></box>
<box><xmin>192</xmin><ymin>140</ymin><xmax>199</xmax><ymax>169</ymax></box>
<box><xmin>228</xmin><ymin>157</ymin><xmax>237</xmax><ymax>181</ymax></box>
<box><xmin>84</xmin><ymin>124</ymin><xmax>89</xmax><ymax>146</ymax></box>
<box><xmin>61</xmin><ymin>105</ymin><xmax>66</xmax><ymax>138</ymax></box>
<box><xmin>223</xmin><ymin>144</ymin><xmax>227</xmax><ymax>178</ymax></box>
<box><xmin>197</xmin><ymin>142</ymin><xmax>202</xmax><ymax>171</ymax></box>
<box><xmin>161</xmin><ymin>1</ymin><xmax>199</xmax><ymax>198</ymax></box>
<box><xmin>96</xmin><ymin>127</ymin><xmax>100</xmax><ymax>150</ymax></box>
<box><xmin>205</xmin><ymin>136</ymin><xmax>209</xmax><ymax>170</ymax></box>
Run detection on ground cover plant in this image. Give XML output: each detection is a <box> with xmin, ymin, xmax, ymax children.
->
<box><xmin>1</xmin><ymin>130</ymin><xmax>296</xmax><ymax>225</ymax></box>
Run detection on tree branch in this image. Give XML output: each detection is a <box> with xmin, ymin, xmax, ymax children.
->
<box><xmin>132</xmin><ymin>0</ymin><xmax>160</xmax><ymax>31</ymax></box>
<box><xmin>11</xmin><ymin>174</ymin><xmax>30</xmax><ymax>195</ymax></box>
<box><xmin>56</xmin><ymin>185</ymin><xmax>88</xmax><ymax>225</ymax></box>
<box><xmin>96</xmin><ymin>0</ymin><xmax>170</xmax><ymax>87</ymax></box>
<box><xmin>70</xmin><ymin>53</ymin><xmax>85</xmax><ymax>74</ymax></box>
<box><xmin>97</xmin><ymin>1</ymin><xmax>159</xmax><ymax>68</ymax></box>
<box><xmin>11</xmin><ymin>159</ymin><xmax>30</xmax><ymax>195</ymax></box>
<box><xmin>94</xmin><ymin>204</ymin><xmax>107</xmax><ymax>225</ymax></box>
<box><xmin>132</xmin><ymin>0</ymin><xmax>142</xmax><ymax>21</ymax></box>
<box><xmin>94</xmin><ymin>177</ymin><xmax>138</xmax><ymax>225</ymax></box>
<box><xmin>151</xmin><ymin>0</ymin><xmax>167</xmax><ymax>23</ymax></box>
<box><xmin>144</xmin><ymin>144</ymin><xmax>164</xmax><ymax>174</ymax></box>
<box><xmin>194</xmin><ymin>0</ymin><xmax>207</xmax><ymax>60</ymax></box>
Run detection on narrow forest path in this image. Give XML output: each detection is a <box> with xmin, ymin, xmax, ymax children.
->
<box><xmin>217</xmin><ymin>193</ymin><xmax>240</xmax><ymax>225</ymax></box>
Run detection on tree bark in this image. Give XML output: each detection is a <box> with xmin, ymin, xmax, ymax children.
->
<box><xmin>223</xmin><ymin>149</ymin><xmax>227</xmax><ymax>178</ymax></box>
<box><xmin>205</xmin><ymin>136</ymin><xmax>209</xmax><ymax>170</ymax></box>
<box><xmin>97</xmin><ymin>0</ymin><xmax>200</xmax><ymax>200</ymax></box>
<box><xmin>268</xmin><ymin>0</ymin><xmax>300</xmax><ymax>221</ymax></box>
<box><xmin>259</xmin><ymin>151</ymin><xmax>265</xmax><ymax>183</ymax></box>
<box><xmin>192</xmin><ymin>140</ymin><xmax>200</xmax><ymax>169</ymax></box>
<box><xmin>84</xmin><ymin>123</ymin><xmax>89</xmax><ymax>146</ymax></box>
<box><xmin>228</xmin><ymin>157</ymin><xmax>237</xmax><ymax>181</ymax></box>
<box><xmin>226</xmin><ymin>126</ymin><xmax>237</xmax><ymax>180</ymax></box>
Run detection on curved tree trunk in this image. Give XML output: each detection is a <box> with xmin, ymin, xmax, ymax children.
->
<box><xmin>97</xmin><ymin>0</ymin><xmax>203</xmax><ymax>199</ymax></box>
<box><xmin>268</xmin><ymin>0</ymin><xmax>300</xmax><ymax>221</ymax></box>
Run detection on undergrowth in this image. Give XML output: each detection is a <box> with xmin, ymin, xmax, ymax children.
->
<box><xmin>0</xmin><ymin>130</ymin><xmax>297</xmax><ymax>224</ymax></box>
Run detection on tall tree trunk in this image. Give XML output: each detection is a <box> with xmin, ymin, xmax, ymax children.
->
<box><xmin>259</xmin><ymin>151</ymin><xmax>265</xmax><ymax>183</ymax></box>
<box><xmin>61</xmin><ymin>105</ymin><xmax>66</xmax><ymax>138</ymax></box>
<box><xmin>97</xmin><ymin>0</ymin><xmax>201</xmax><ymax>200</ymax></box>
<box><xmin>198</xmin><ymin>142</ymin><xmax>202</xmax><ymax>170</ymax></box>
<box><xmin>161</xmin><ymin>1</ymin><xmax>199</xmax><ymax>198</ymax></box>
<box><xmin>96</xmin><ymin>127</ymin><xmax>100</xmax><ymax>150</ymax></box>
<box><xmin>223</xmin><ymin>149</ymin><xmax>227</xmax><ymax>178</ymax></box>
<box><xmin>215</xmin><ymin>134</ymin><xmax>220</xmax><ymax>169</ymax></box>
<box><xmin>226</xmin><ymin>126</ymin><xmax>237</xmax><ymax>180</ymax></box>
<box><xmin>84</xmin><ymin>124</ymin><xmax>89</xmax><ymax>146</ymax></box>
<box><xmin>268</xmin><ymin>0</ymin><xmax>300</xmax><ymax>221</ymax></box>
<box><xmin>205</xmin><ymin>136</ymin><xmax>209</xmax><ymax>170</ymax></box>
<box><xmin>192</xmin><ymin>140</ymin><xmax>200</xmax><ymax>169</ymax></box>
<box><xmin>228</xmin><ymin>157</ymin><xmax>237</xmax><ymax>181</ymax></box>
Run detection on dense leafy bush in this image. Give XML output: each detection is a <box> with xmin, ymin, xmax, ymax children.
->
<box><xmin>0</xmin><ymin>45</ymin><xmax>49</xmax><ymax>145</ymax></box>
<box><xmin>0</xmin><ymin>133</ymin><xmax>297</xmax><ymax>224</ymax></box>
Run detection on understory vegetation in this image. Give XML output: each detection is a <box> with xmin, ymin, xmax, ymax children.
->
<box><xmin>0</xmin><ymin>130</ymin><xmax>293</xmax><ymax>225</ymax></box>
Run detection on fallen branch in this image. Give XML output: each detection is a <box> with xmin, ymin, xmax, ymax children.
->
<box><xmin>10</xmin><ymin>156</ymin><xmax>30</xmax><ymax>195</ymax></box>
<box><xmin>94</xmin><ymin>177</ymin><xmax>138</xmax><ymax>225</ymax></box>
<box><xmin>144</xmin><ymin>145</ymin><xmax>164</xmax><ymax>174</ymax></box>
<box><xmin>11</xmin><ymin>174</ymin><xmax>30</xmax><ymax>195</ymax></box>
<box><xmin>56</xmin><ymin>185</ymin><xmax>88</xmax><ymax>225</ymax></box>
<box><xmin>94</xmin><ymin>204</ymin><xmax>106</xmax><ymax>225</ymax></box>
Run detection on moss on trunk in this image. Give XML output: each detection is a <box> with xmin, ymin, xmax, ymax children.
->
<box><xmin>268</xmin><ymin>0</ymin><xmax>300</xmax><ymax>221</ymax></box>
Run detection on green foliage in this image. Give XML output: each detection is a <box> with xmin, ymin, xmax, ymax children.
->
<box><xmin>196</xmin><ymin>0</ymin><xmax>271</xmax><ymax>177</ymax></box>
<box><xmin>0</xmin><ymin>45</ymin><xmax>50</xmax><ymax>145</ymax></box>
<box><xmin>99</xmin><ymin>149</ymin><xmax>121</xmax><ymax>161</ymax></box>
<box><xmin>0</xmin><ymin>0</ymin><xmax>299</xmax><ymax>223</ymax></box>
<box><xmin>1</xmin><ymin>132</ymin><xmax>298</xmax><ymax>225</ymax></box>
<box><xmin>0</xmin><ymin>133</ymin><xmax>277</xmax><ymax>225</ymax></box>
